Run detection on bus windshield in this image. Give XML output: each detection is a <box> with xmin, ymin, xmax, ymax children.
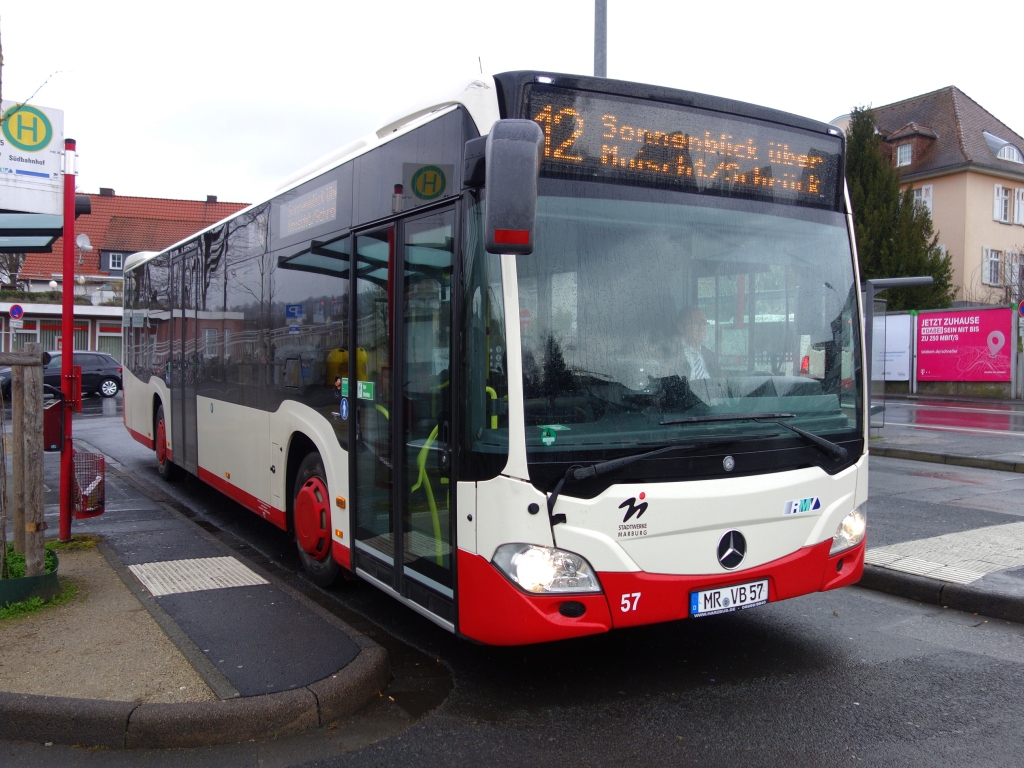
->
<box><xmin>515</xmin><ymin>181</ymin><xmax>862</xmax><ymax>476</ymax></box>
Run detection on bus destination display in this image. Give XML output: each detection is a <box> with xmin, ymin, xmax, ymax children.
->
<box><xmin>526</xmin><ymin>86</ymin><xmax>841</xmax><ymax>209</ymax></box>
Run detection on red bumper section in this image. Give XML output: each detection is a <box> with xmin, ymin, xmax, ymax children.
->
<box><xmin>457</xmin><ymin>538</ymin><xmax>864</xmax><ymax>646</ymax></box>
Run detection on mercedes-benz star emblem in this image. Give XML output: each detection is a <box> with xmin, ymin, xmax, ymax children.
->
<box><xmin>717</xmin><ymin>530</ymin><xmax>746</xmax><ymax>570</ymax></box>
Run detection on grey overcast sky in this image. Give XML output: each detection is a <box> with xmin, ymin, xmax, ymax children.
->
<box><xmin>1</xmin><ymin>1</ymin><xmax>1014</xmax><ymax>205</ymax></box>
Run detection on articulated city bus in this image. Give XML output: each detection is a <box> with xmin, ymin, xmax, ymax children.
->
<box><xmin>123</xmin><ymin>71</ymin><xmax>867</xmax><ymax>645</ymax></box>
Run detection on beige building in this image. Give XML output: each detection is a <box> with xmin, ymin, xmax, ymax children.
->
<box><xmin>836</xmin><ymin>87</ymin><xmax>1024</xmax><ymax>305</ymax></box>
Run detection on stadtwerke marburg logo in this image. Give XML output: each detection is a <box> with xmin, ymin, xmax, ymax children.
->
<box><xmin>2</xmin><ymin>105</ymin><xmax>53</xmax><ymax>152</ymax></box>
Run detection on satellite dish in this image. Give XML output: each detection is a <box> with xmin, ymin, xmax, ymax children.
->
<box><xmin>76</xmin><ymin>233</ymin><xmax>93</xmax><ymax>251</ymax></box>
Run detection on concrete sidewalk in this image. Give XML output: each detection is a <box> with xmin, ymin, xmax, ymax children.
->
<box><xmin>863</xmin><ymin>395</ymin><xmax>1024</xmax><ymax>624</ymax></box>
<box><xmin>0</xmin><ymin>445</ymin><xmax>390</xmax><ymax>749</ymax></box>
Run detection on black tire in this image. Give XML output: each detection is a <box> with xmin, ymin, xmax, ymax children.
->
<box><xmin>155</xmin><ymin>404</ymin><xmax>183</xmax><ymax>481</ymax></box>
<box><xmin>98</xmin><ymin>377</ymin><xmax>120</xmax><ymax>398</ymax></box>
<box><xmin>293</xmin><ymin>452</ymin><xmax>341</xmax><ymax>587</ymax></box>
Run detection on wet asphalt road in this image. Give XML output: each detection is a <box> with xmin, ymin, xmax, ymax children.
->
<box><xmin>9</xmin><ymin>406</ymin><xmax>1024</xmax><ymax>767</ymax></box>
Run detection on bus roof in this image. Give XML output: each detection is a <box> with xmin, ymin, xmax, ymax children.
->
<box><xmin>125</xmin><ymin>71</ymin><xmax>843</xmax><ymax>272</ymax></box>
<box><xmin>126</xmin><ymin>77</ymin><xmax>504</xmax><ymax>270</ymax></box>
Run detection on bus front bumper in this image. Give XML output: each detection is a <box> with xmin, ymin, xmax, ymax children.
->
<box><xmin>457</xmin><ymin>538</ymin><xmax>864</xmax><ymax>645</ymax></box>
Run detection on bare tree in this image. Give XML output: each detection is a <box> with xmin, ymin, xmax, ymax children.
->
<box><xmin>959</xmin><ymin>249</ymin><xmax>1024</xmax><ymax>307</ymax></box>
<box><xmin>0</xmin><ymin>252</ymin><xmax>25</xmax><ymax>287</ymax></box>
<box><xmin>0</xmin><ymin>17</ymin><xmax>63</xmax><ymax>126</ymax></box>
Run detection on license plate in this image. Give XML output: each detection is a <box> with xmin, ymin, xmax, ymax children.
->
<box><xmin>689</xmin><ymin>579</ymin><xmax>768</xmax><ymax>618</ymax></box>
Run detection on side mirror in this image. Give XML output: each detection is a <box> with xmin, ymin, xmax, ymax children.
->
<box><xmin>484</xmin><ymin>120</ymin><xmax>543</xmax><ymax>255</ymax></box>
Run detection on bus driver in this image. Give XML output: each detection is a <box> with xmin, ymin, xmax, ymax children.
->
<box><xmin>672</xmin><ymin>306</ymin><xmax>719</xmax><ymax>380</ymax></box>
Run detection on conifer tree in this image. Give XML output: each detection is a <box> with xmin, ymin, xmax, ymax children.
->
<box><xmin>846</xmin><ymin>107</ymin><xmax>957</xmax><ymax>311</ymax></box>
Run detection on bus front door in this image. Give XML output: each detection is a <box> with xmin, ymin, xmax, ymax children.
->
<box><xmin>351</xmin><ymin>210</ymin><xmax>456</xmax><ymax>626</ymax></box>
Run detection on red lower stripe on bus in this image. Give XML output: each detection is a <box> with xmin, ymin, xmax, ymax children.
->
<box><xmin>599</xmin><ymin>539</ymin><xmax>865</xmax><ymax>629</ymax></box>
<box><xmin>197</xmin><ymin>467</ymin><xmax>287</xmax><ymax>531</ymax></box>
<box><xmin>126</xmin><ymin>426</ymin><xmax>154</xmax><ymax>450</ymax></box>
<box><xmin>332</xmin><ymin>540</ymin><xmax>351</xmax><ymax>571</ymax></box>
<box><xmin>457</xmin><ymin>549</ymin><xmax>614</xmax><ymax>646</ymax></box>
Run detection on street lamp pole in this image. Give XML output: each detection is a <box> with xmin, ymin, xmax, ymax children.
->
<box><xmin>594</xmin><ymin>0</ymin><xmax>607</xmax><ymax>78</ymax></box>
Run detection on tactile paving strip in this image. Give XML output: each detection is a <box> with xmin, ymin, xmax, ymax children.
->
<box><xmin>865</xmin><ymin>521</ymin><xmax>1024</xmax><ymax>584</ymax></box>
<box><xmin>128</xmin><ymin>556</ymin><xmax>269</xmax><ymax>596</ymax></box>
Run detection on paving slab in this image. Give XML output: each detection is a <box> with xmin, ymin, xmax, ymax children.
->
<box><xmin>0</xmin><ymin>441</ymin><xmax>390</xmax><ymax>749</ymax></box>
<box><xmin>864</xmin><ymin>395</ymin><xmax>1024</xmax><ymax>624</ymax></box>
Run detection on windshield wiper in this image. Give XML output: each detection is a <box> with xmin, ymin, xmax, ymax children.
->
<box><xmin>546</xmin><ymin>441</ymin><xmax>716</xmax><ymax>525</ymax></box>
<box><xmin>659</xmin><ymin>412</ymin><xmax>848</xmax><ymax>461</ymax></box>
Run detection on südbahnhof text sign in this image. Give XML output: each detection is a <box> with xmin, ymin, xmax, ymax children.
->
<box><xmin>0</xmin><ymin>101</ymin><xmax>65</xmax><ymax>217</ymax></box>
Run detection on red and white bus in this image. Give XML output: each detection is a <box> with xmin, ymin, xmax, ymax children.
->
<box><xmin>123</xmin><ymin>71</ymin><xmax>867</xmax><ymax>645</ymax></box>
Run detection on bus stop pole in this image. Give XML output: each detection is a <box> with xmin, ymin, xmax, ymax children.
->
<box><xmin>59</xmin><ymin>138</ymin><xmax>76</xmax><ymax>542</ymax></box>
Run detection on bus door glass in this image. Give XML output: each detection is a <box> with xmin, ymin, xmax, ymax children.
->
<box><xmin>170</xmin><ymin>250</ymin><xmax>201</xmax><ymax>472</ymax></box>
<box><xmin>351</xmin><ymin>212</ymin><xmax>457</xmax><ymax>620</ymax></box>
<box><xmin>184</xmin><ymin>243</ymin><xmax>204</xmax><ymax>471</ymax></box>
<box><xmin>401</xmin><ymin>209</ymin><xmax>455</xmax><ymax>611</ymax></box>
<box><xmin>352</xmin><ymin>226</ymin><xmax>396</xmax><ymax>579</ymax></box>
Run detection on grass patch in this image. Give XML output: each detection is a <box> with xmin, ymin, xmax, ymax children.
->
<box><xmin>48</xmin><ymin>534</ymin><xmax>100</xmax><ymax>552</ymax></box>
<box><xmin>1</xmin><ymin>535</ymin><xmax>98</xmax><ymax>580</ymax></box>
<box><xmin>0</xmin><ymin>578</ymin><xmax>79</xmax><ymax>621</ymax></box>
<box><xmin>2</xmin><ymin>545</ymin><xmax>58</xmax><ymax>580</ymax></box>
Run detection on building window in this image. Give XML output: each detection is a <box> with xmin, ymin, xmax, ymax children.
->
<box><xmin>1008</xmin><ymin>252</ymin><xmax>1024</xmax><ymax>291</ymax></box>
<box><xmin>913</xmin><ymin>185</ymin><xmax>933</xmax><ymax>215</ymax></box>
<box><xmin>1015</xmin><ymin>189</ymin><xmax>1024</xmax><ymax>225</ymax></box>
<box><xmin>994</xmin><ymin>185</ymin><xmax>1012</xmax><ymax>223</ymax></box>
<box><xmin>983</xmin><ymin>247</ymin><xmax>1002</xmax><ymax>285</ymax></box>
<box><xmin>896</xmin><ymin>144</ymin><xmax>912</xmax><ymax>167</ymax></box>
<box><xmin>203</xmin><ymin>328</ymin><xmax>218</xmax><ymax>358</ymax></box>
<box><xmin>998</xmin><ymin>145</ymin><xmax>1024</xmax><ymax>163</ymax></box>
<box><xmin>108</xmin><ymin>252</ymin><xmax>123</xmax><ymax>271</ymax></box>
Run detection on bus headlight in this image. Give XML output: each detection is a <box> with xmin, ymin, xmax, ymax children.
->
<box><xmin>830</xmin><ymin>506</ymin><xmax>866</xmax><ymax>555</ymax></box>
<box><xmin>492</xmin><ymin>544</ymin><xmax>602</xmax><ymax>594</ymax></box>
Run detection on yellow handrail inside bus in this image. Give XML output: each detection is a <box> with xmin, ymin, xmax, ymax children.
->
<box><xmin>411</xmin><ymin>425</ymin><xmax>446</xmax><ymax>565</ymax></box>
<box><xmin>485</xmin><ymin>386</ymin><xmax>497</xmax><ymax>429</ymax></box>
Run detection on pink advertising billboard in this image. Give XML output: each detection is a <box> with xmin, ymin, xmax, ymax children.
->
<box><xmin>917</xmin><ymin>308</ymin><xmax>1013</xmax><ymax>382</ymax></box>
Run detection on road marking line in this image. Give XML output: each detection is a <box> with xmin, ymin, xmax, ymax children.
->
<box><xmin>895</xmin><ymin>403</ymin><xmax>1024</xmax><ymax>418</ymax></box>
<box><xmin>128</xmin><ymin>556</ymin><xmax>268</xmax><ymax>596</ymax></box>
<box><xmin>882</xmin><ymin>422</ymin><xmax>1024</xmax><ymax>439</ymax></box>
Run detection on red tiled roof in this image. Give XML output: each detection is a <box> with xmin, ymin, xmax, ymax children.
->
<box><xmin>103</xmin><ymin>216</ymin><xmax>217</xmax><ymax>252</ymax></box>
<box><xmin>18</xmin><ymin>193</ymin><xmax>247</xmax><ymax>281</ymax></box>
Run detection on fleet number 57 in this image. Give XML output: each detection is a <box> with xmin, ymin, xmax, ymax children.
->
<box><xmin>620</xmin><ymin>592</ymin><xmax>641</xmax><ymax>612</ymax></box>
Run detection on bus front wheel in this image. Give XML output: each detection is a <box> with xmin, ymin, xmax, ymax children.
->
<box><xmin>293</xmin><ymin>452</ymin><xmax>341</xmax><ymax>587</ymax></box>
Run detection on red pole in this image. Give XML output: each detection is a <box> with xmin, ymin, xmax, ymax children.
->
<box><xmin>59</xmin><ymin>138</ymin><xmax>76</xmax><ymax>542</ymax></box>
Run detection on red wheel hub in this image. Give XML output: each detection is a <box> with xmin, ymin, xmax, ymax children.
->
<box><xmin>295</xmin><ymin>476</ymin><xmax>331</xmax><ymax>559</ymax></box>
<box><xmin>156</xmin><ymin>418</ymin><xmax>167</xmax><ymax>463</ymax></box>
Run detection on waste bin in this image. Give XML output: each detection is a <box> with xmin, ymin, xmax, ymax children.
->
<box><xmin>73</xmin><ymin>451</ymin><xmax>105</xmax><ymax>519</ymax></box>
<box><xmin>43</xmin><ymin>399</ymin><xmax>64</xmax><ymax>452</ymax></box>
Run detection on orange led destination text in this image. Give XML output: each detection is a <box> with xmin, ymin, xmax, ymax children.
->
<box><xmin>532</xmin><ymin>103</ymin><xmax>826</xmax><ymax>195</ymax></box>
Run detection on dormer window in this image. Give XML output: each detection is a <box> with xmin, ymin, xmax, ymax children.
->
<box><xmin>896</xmin><ymin>144</ymin><xmax>912</xmax><ymax>167</ymax></box>
<box><xmin>983</xmin><ymin>131</ymin><xmax>1024</xmax><ymax>164</ymax></box>
<box><xmin>998</xmin><ymin>145</ymin><xmax>1024</xmax><ymax>163</ymax></box>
